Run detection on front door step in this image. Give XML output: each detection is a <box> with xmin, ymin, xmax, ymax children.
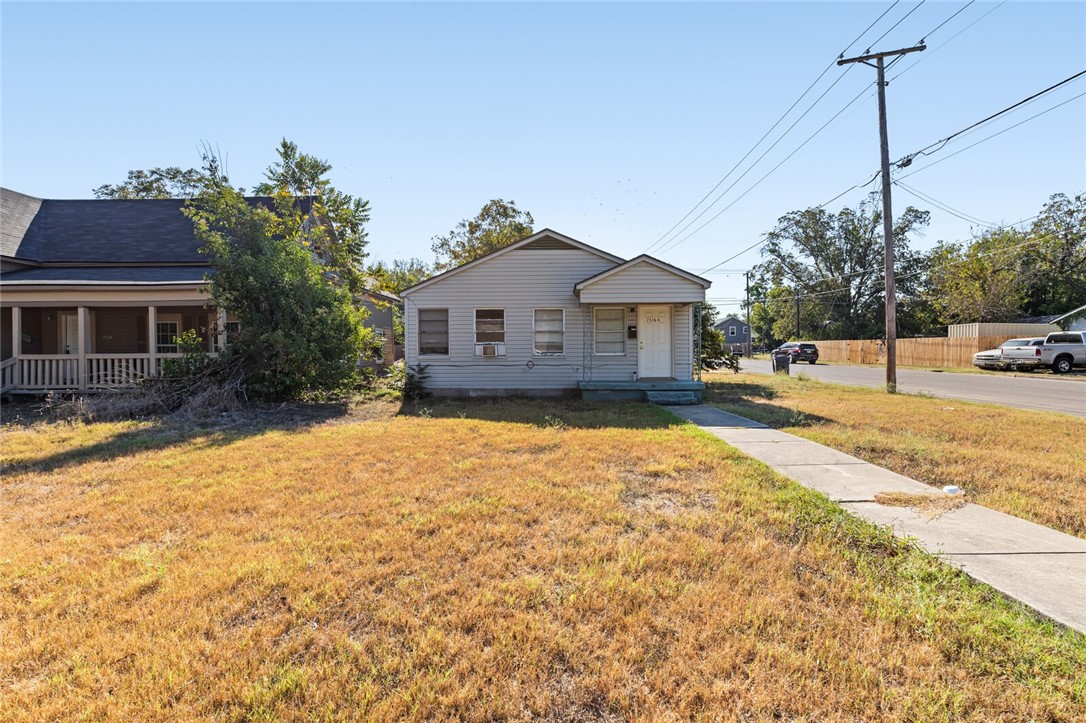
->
<box><xmin>645</xmin><ymin>391</ymin><xmax>700</xmax><ymax>405</ymax></box>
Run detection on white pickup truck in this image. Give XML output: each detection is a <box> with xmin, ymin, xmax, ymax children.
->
<box><xmin>1001</xmin><ymin>331</ymin><xmax>1086</xmax><ymax>374</ymax></box>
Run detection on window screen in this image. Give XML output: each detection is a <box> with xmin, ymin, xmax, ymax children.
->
<box><xmin>534</xmin><ymin>309</ymin><xmax>564</xmax><ymax>354</ymax></box>
<box><xmin>475</xmin><ymin>309</ymin><xmax>505</xmax><ymax>343</ymax></box>
<box><xmin>595</xmin><ymin>308</ymin><xmax>625</xmax><ymax>355</ymax></box>
<box><xmin>419</xmin><ymin>309</ymin><xmax>449</xmax><ymax>355</ymax></box>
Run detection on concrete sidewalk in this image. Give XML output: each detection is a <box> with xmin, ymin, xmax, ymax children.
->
<box><xmin>667</xmin><ymin>404</ymin><xmax>1086</xmax><ymax>634</ymax></box>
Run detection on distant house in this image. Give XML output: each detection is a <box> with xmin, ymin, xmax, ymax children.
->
<box><xmin>400</xmin><ymin>229</ymin><xmax>711</xmax><ymax>402</ymax></box>
<box><xmin>714</xmin><ymin>315</ymin><xmax>750</xmax><ymax>353</ymax></box>
<box><xmin>0</xmin><ymin>188</ymin><xmax>395</xmax><ymax>393</ymax></box>
<box><xmin>1053</xmin><ymin>304</ymin><xmax>1086</xmax><ymax>332</ymax></box>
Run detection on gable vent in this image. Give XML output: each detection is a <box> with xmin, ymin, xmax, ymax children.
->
<box><xmin>522</xmin><ymin>238</ymin><xmax>575</xmax><ymax>251</ymax></box>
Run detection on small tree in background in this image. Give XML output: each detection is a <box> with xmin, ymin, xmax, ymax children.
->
<box><xmin>431</xmin><ymin>199</ymin><xmax>534</xmax><ymax>271</ymax></box>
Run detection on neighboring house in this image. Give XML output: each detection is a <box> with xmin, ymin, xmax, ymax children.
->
<box><xmin>400</xmin><ymin>229</ymin><xmax>711</xmax><ymax>403</ymax></box>
<box><xmin>714</xmin><ymin>314</ymin><xmax>750</xmax><ymax>353</ymax></box>
<box><xmin>0</xmin><ymin>188</ymin><xmax>395</xmax><ymax>393</ymax></box>
<box><xmin>1052</xmin><ymin>304</ymin><xmax>1086</xmax><ymax>332</ymax></box>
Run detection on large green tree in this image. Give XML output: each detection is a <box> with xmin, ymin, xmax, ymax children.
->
<box><xmin>431</xmin><ymin>199</ymin><xmax>534</xmax><ymax>271</ymax></box>
<box><xmin>1023</xmin><ymin>192</ymin><xmax>1086</xmax><ymax>315</ymax></box>
<box><xmin>93</xmin><ymin>165</ymin><xmax>217</xmax><ymax>199</ymax></box>
<box><xmin>253</xmin><ymin>139</ymin><xmax>373</xmax><ymax>293</ymax></box>
<box><xmin>925</xmin><ymin>228</ymin><xmax>1036</xmax><ymax>325</ymax></box>
<box><xmin>186</xmin><ymin>155</ymin><xmax>372</xmax><ymax>400</ymax></box>
<box><xmin>752</xmin><ymin>195</ymin><xmax>932</xmax><ymax>340</ymax></box>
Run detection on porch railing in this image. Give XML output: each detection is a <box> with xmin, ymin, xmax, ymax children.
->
<box><xmin>0</xmin><ymin>358</ymin><xmax>16</xmax><ymax>393</ymax></box>
<box><xmin>4</xmin><ymin>353</ymin><xmax>197</xmax><ymax>393</ymax></box>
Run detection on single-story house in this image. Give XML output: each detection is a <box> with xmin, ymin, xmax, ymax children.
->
<box><xmin>400</xmin><ymin>229</ymin><xmax>711</xmax><ymax>403</ymax></box>
<box><xmin>714</xmin><ymin>314</ymin><xmax>750</xmax><ymax>353</ymax></box>
<box><xmin>1053</xmin><ymin>304</ymin><xmax>1086</xmax><ymax>332</ymax></box>
<box><xmin>0</xmin><ymin>187</ymin><xmax>396</xmax><ymax>394</ymax></box>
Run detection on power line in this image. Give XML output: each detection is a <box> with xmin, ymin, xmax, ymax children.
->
<box><xmin>896</xmin><ymin>90</ymin><xmax>1086</xmax><ymax>181</ymax></box>
<box><xmin>888</xmin><ymin>1</ymin><xmax>1007</xmax><ymax>83</ymax></box>
<box><xmin>896</xmin><ymin>69</ymin><xmax>1086</xmax><ymax>168</ymax></box>
<box><xmin>862</xmin><ymin>0</ymin><xmax>928</xmax><ymax>52</ymax></box>
<box><xmin>644</xmin><ymin>1</ymin><xmax>906</xmax><ymax>254</ymax></box>
<box><xmin>893</xmin><ymin>181</ymin><xmax>997</xmax><ymax>227</ymax></box>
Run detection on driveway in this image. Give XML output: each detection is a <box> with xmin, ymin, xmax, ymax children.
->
<box><xmin>739</xmin><ymin>359</ymin><xmax>1086</xmax><ymax>418</ymax></box>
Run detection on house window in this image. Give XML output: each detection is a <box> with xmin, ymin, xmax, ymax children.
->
<box><xmin>594</xmin><ymin>308</ymin><xmax>625</xmax><ymax>355</ymax></box>
<box><xmin>156</xmin><ymin>321</ymin><xmax>180</xmax><ymax>354</ymax></box>
<box><xmin>728</xmin><ymin>325</ymin><xmax>736</xmax><ymax>337</ymax></box>
<box><xmin>743</xmin><ymin>325</ymin><xmax>749</xmax><ymax>334</ymax></box>
<box><xmin>418</xmin><ymin>309</ymin><xmax>449</xmax><ymax>355</ymax></box>
<box><xmin>475</xmin><ymin>309</ymin><xmax>505</xmax><ymax>343</ymax></box>
<box><xmin>534</xmin><ymin>309</ymin><xmax>564</xmax><ymax>355</ymax></box>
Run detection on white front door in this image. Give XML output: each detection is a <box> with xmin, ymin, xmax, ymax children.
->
<box><xmin>60</xmin><ymin>313</ymin><xmax>80</xmax><ymax>354</ymax></box>
<box><xmin>638</xmin><ymin>305</ymin><xmax>672</xmax><ymax>378</ymax></box>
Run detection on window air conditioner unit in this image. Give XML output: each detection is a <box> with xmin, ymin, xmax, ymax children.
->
<box><xmin>474</xmin><ymin>343</ymin><xmax>505</xmax><ymax>357</ymax></box>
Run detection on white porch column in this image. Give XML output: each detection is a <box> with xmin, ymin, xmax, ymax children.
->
<box><xmin>11</xmin><ymin>306</ymin><xmax>22</xmax><ymax>388</ymax></box>
<box><xmin>216</xmin><ymin>307</ymin><xmax>227</xmax><ymax>353</ymax></box>
<box><xmin>148</xmin><ymin>305</ymin><xmax>158</xmax><ymax>376</ymax></box>
<box><xmin>77</xmin><ymin>306</ymin><xmax>89</xmax><ymax>391</ymax></box>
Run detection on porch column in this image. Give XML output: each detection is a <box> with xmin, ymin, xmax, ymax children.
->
<box><xmin>77</xmin><ymin>306</ymin><xmax>89</xmax><ymax>391</ymax></box>
<box><xmin>216</xmin><ymin>307</ymin><xmax>227</xmax><ymax>353</ymax></box>
<box><xmin>148</xmin><ymin>306</ymin><xmax>158</xmax><ymax>376</ymax></box>
<box><xmin>11</xmin><ymin>306</ymin><xmax>22</xmax><ymax>387</ymax></box>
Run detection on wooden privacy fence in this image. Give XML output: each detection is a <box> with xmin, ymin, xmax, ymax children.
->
<box><xmin>814</xmin><ymin>336</ymin><xmax>1014</xmax><ymax>368</ymax></box>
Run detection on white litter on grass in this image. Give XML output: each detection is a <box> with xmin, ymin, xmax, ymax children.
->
<box><xmin>943</xmin><ymin>485</ymin><xmax>963</xmax><ymax>495</ymax></box>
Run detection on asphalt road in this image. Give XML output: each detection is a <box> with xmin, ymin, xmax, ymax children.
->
<box><xmin>739</xmin><ymin>359</ymin><xmax>1086</xmax><ymax>418</ymax></box>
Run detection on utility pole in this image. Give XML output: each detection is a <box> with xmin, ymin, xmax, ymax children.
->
<box><xmin>744</xmin><ymin>271</ymin><xmax>752</xmax><ymax>357</ymax></box>
<box><xmin>838</xmin><ymin>43</ymin><xmax>924</xmax><ymax>393</ymax></box>
<box><xmin>795</xmin><ymin>295</ymin><xmax>801</xmax><ymax>340</ymax></box>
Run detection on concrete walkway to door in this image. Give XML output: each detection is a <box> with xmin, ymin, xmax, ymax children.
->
<box><xmin>666</xmin><ymin>404</ymin><xmax>1086</xmax><ymax>635</ymax></box>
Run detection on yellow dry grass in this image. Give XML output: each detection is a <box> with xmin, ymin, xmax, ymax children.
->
<box><xmin>705</xmin><ymin>372</ymin><xmax>1086</xmax><ymax>538</ymax></box>
<box><xmin>873</xmin><ymin>491</ymin><xmax>968</xmax><ymax>519</ymax></box>
<box><xmin>2</xmin><ymin>399</ymin><xmax>1084</xmax><ymax>720</ymax></box>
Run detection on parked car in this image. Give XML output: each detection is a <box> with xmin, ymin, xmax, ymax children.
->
<box><xmin>972</xmin><ymin>337</ymin><xmax>1045</xmax><ymax>371</ymax></box>
<box><xmin>1001</xmin><ymin>331</ymin><xmax>1086</xmax><ymax>374</ymax></box>
<box><xmin>773</xmin><ymin>341</ymin><xmax>820</xmax><ymax>364</ymax></box>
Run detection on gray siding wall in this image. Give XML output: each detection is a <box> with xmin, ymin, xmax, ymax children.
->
<box><xmin>578</xmin><ymin>262</ymin><xmax>706</xmax><ymax>303</ymax></box>
<box><xmin>404</xmin><ymin>246</ymin><xmax>700</xmax><ymax>392</ymax></box>
<box><xmin>405</xmin><ymin>247</ymin><xmax>621</xmax><ymax>391</ymax></box>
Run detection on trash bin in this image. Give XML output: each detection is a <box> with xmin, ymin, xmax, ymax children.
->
<box><xmin>771</xmin><ymin>351</ymin><xmax>791</xmax><ymax>375</ymax></box>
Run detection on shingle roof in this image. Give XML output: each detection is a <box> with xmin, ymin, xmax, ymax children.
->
<box><xmin>0</xmin><ymin>189</ymin><xmax>311</xmax><ymax>264</ymax></box>
<box><xmin>0</xmin><ymin>188</ymin><xmax>45</xmax><ymax>260</ymax></box>
<box><xmin>0</xmin><ymin>266</ymin><xmax>212</xmax><ymax>284</ymax></box>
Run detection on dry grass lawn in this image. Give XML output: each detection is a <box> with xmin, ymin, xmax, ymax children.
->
<box><xmin>705</xmin><ymin>372</ymin><xmax>1086</xmax><ymax>538</ymax></box>
<box><xmin>2</xmin><ymin>398</ymin><xmax>1085</xmax><ymax>720</ymax></box>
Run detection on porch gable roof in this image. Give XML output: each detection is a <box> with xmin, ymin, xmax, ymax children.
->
<box><xmin>574</xmin><ymin>254</ymin><xmax>710</xmax><ymax>304</ymax></box>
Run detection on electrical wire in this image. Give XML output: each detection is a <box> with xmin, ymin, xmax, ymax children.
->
<box><xmin>893</xmin><ymin>181</ymin><xmax>996</xmax><ymax>227</ymax></box>
<box><xmin>888</xmin><ymin>1</ymin><xmax>1007</xmax><ymax>83</ymax></box>
<box><xmin>644</xmin><ymin>1</ymin><xmax>904</xmax><ymax>253</ymax></box>
<box><xmin>896</xmin><ymin>91</ymin><xmax>1086</xmax><ymax>181</ymax></box>
<box><xmin>896</xmin><ymin>69</ymin><xmax>1086</xmax><ymax>168</ymax></box>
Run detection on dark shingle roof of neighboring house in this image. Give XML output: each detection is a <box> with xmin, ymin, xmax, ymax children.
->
<box><xmin>0</xmin><ymin>188</ymin><xmax>45</xmax><ymax>260</ymax></box>
<box><xmin>1011</xmin><ymin>313</ymin><xmax>1063</xmax><ymax>325</ymax></box>
<box><xmin>0</xmin><ymin>266</ymin><xmax>211</xmax><ymax>284</ymax></box>
<box><xmin>0</xmin><ymin>188</ymin><xmax>312</xmax><ymax>265</ymax></box>
<box><xmin>714</xmin><ymin>315</ymin><xmax>746</xmax><ymax>330</ymax></box>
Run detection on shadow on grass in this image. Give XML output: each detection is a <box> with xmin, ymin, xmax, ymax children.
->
<box><xmin>2</xmin><ymin>400</ymin><xmax>357</xmax><ymax>476</ymax></box>
<box><xmin>701</xmin><ymin>378</ymin><xmax>833</xmax><ymax>430</ymax></box>
<box><xmin>397</xmin><ymin>396</ymin><xmax>678</xmax><ymax>431</ymax></box>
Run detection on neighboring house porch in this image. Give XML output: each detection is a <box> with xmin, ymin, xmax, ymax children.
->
<box><xmin>1</xmin><ymin>283</ymin><xmax>228</xmax><ymax>394</ymax></box>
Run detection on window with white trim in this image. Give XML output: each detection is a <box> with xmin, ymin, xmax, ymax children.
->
<box><xmin>156</xmin><ymin>321</ymin><xmax>180</xmax><ymax>354</ymax></box>
<box><xmin>594</xmin><ymin>308</ymin><xmax>625</xmax><ymax>355</ymax></box>
<box><xmin>728</xmin><ymin>325</ymin><xmax>736</xmax><ymax>337</ymax></box>
<box><xmin>475</xmin><ymin>309</ymin><xmax>505</xmax><ymax>343</ymax></box>
<box><xmin>533</xmin><ymin>308</ymin><xmax>564</xmax><ymax>355</ymax></box>
<box><xmin>418</xmin><ymin>308</ymin><xmax>449</xmax><ymax>355</ymax></box>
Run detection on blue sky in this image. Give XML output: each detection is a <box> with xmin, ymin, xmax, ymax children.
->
<box><xmin>3</xmin><ymin>1</ymin><xmax>1084</xmax><ymax>310</ymax></box>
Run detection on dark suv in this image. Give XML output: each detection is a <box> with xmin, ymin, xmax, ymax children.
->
<box><xmin>774</xmin><ymin>341</ymin><xmax>819</xmax><ymax>364</ymax></box>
